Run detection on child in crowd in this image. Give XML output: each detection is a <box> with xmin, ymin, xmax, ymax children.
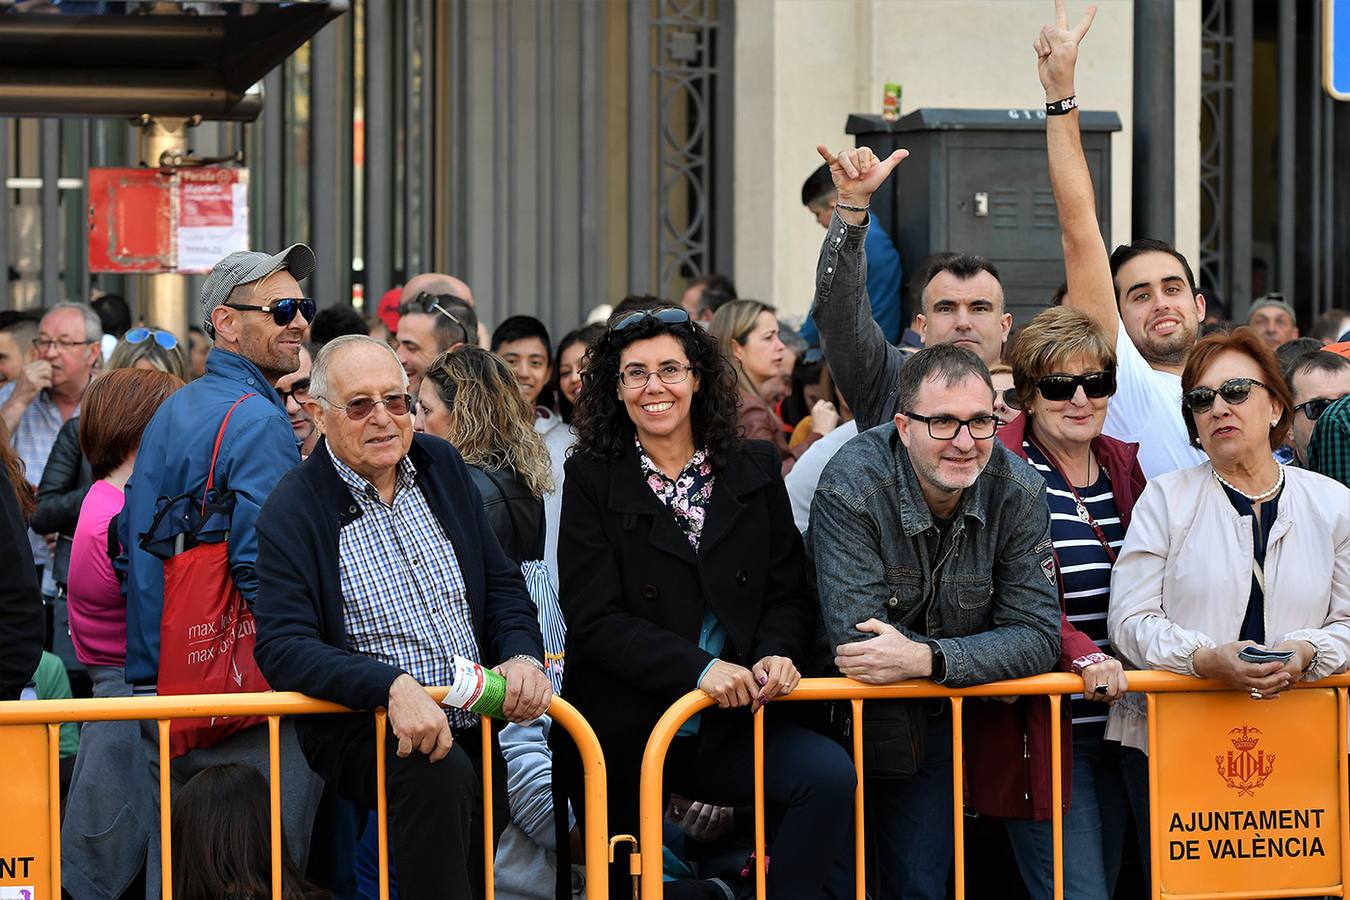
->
<box><xmin>172</xmin><ymin>764</ymin><xmax>329</xmax><ymax>900</ymax></box>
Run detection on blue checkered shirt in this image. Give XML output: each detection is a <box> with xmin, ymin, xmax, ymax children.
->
<box><xmin>0</xmin><ymin>382</ymin><xmax>75</xmax><ymax>570</ymax></box>
<box><xmin>332</xmin><ymin>452</ymin><xmax>481</xmax><ymax>728</ymax></box>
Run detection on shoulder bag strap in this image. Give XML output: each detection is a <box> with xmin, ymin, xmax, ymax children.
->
<box><xmin>201</xmin><ymin>393</ymin><xmax>257</xmax><ymax>514</ymax></box>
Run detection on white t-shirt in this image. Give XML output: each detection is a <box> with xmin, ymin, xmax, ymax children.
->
<box><xmin>785</xmin><ymin>419</ymin><xmax>860</xmax><ymax>534</ymax></box>
<box><xmin>1102</xmin><ymin>318</ymin><xmax>1208</xmax><ymax>479</ymax></box>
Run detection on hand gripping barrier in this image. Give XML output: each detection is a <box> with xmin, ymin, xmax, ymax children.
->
<box><xmin>637</xmin><ymin>672</ymin><xmax>1350</xmax><ymax>900</ymax></box>
<box><xmin>0</xmin><ymin>688</ymin><xmax>609</xmax><ymax>900</ymax></box>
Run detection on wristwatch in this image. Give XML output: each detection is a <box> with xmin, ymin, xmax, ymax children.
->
<box><xmin>928</xmin><ymin>642</ymin><xmax>947</xmax><ymax>683</ymax></box>
<box><xmin>507</xmin><ymin>654</ymin><xmax>545</xmax><ymax>673</ymax></box>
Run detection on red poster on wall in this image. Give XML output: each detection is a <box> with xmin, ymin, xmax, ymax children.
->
<box><xmin>87</xmin><ymin>167</ymin><xmax>249</xmax><ymax>274</ymax></box>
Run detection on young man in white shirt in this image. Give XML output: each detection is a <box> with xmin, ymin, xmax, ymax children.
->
<box><xmin>1040</xmin><ymin>7</ymin><xmax>1208</xmax><ymax>478</ymax></box>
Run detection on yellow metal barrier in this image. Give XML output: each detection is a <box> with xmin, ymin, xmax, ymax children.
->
<box><xmin>0</xmin><ymin>689</ymin><xmax>610</xmax><ymax>900</ymax></box>
<box><xmin>637</xmin><ymin>672</ymin><xmax>1350</xmax><ymax>900</ymax></box>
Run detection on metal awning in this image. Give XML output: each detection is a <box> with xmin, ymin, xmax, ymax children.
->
<box><xmin>0</xmin><ymin>0</ymin><xmax>346</xmax><ymax>120</ymax></box>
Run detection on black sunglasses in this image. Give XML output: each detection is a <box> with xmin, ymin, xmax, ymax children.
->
<box><xmin>411</xmin><ymin>292</ymin><xmax>470</xmax><ymax>343</ymax></box>
<box><xmin>995</xmin><ymin>388</ymin><xmax>1022</xmax><ymax>411</ymax></box>
<box><xmin>1033</xmin><ymin>369</ymin><xmax>1117</xmax><ymax>403</ymax></box>
<box><xmin>1294</xmin><ymin>394</ymin><xmax>1348</xmax><ymax>422</ymax></box>
<box><xmin>611</xmin><ymin>307</ymin><xmax>692</xmax><ymax>332</ymax></box>
<box><xmin>225</xmin><ymin>297</ymin><xmax>316</xmax><ymax>328</ymax></box>
<box><xmin>1182</xmin><ymin>378</ymin><xmax>1267</xmax><ymax>414</ymax></box>
<box><xmin>277</xmin><ymin>377</ymin><xmax>311</xmax><ymax>405</ymax></box>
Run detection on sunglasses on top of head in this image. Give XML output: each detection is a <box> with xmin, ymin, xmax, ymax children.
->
<box><xmin>1032</xmin><ymin>369</ymin><xmax>1117</xmax><ymax>403</ymax></box>
<box><xmin>125</xmin><ymin>327</ymin><xmax>179</xmax><ymax>350</ymax></box>
<box><xmin>224</xmin><ymin>297</ymin><xmax>316</xmax><ymax>328</ymax></box>
<box><xmin>1182</xmin><ymin>377</ymin><xmax>1267</xmax><ymax>414</ymax></box>
<box><xmin>611</xmin><ymin>307</ymin><xmax>692</xmax><ymax>332</ymax></box>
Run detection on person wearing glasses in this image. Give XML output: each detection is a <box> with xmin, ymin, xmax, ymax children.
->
<box><xmin>1285</xmin><ymin>349</ymin><xmax>1350</xmax><ymax>467</ymax></box>
<box><xmin>553</xmin><ymin>306</ymin><xmax>855</xmax><ymax>899</ymax></box>
<box><xmin>118</xmin><ymin>244</ymin><xmax>324</xmax><ymax>889</ymax></box>
<box><xmin>0</xmin><ymin>303</ymin><xmax>101</xmax><ymax>596</ymax></box>
<box><xmin>968</xmin><ymin>307</ymin><xmax>1146</xmax><ymax>900</ymax></box>
<box><xmin>395</xmin><ymin>290</ymin><xmax>478</xmax><ymax>394</ymax></box>
<box><xmin>1309</xmin><ymin>395</ymin><xmax>1350</xmax><ymax>489</ymax></box>
<box><xmin>1108</xmin><ymin>327</ymin><xmax>1350</xmax><ymax>867</ymax></box>
<box><xmin>33</xmin><ymin>327</ymin><xmax>190</xmax><ymax>690</ymax></box>
<box><xmin>810</xmin><ymin>343</ymin><xmax>1061</xmax><ymax>900</ymax></box>
<box><xmin>275</xmin><ymin>343</ymin><xmax>319</xmax><ymax>459</ymax></box>
<box><xmin>252</xmin><ymin>335</ymin><xmax>550</xmax><ymax>900</ymax></box>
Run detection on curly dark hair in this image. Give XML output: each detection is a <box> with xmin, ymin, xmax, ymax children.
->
<box><xmin>571</xmin><ymin>309</ymin><xmax>742</xmax><ymax>466</ymax></box>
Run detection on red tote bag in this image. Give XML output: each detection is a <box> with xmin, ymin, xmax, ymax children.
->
<box><xmin>154</xmin><ymin>394</ymin><xmax>272</xmax><ymax>758</ymax></box>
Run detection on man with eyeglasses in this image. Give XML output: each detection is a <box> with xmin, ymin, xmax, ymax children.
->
<box><xmin>117</xmin><ymin>244</ymin><xmax>323</xmax><ymax>890</ymax></box>
<box><xmin>275</xmin><ymin>344</ymin><xmax>319</xmax><ymax>459</ymax></box>
<box><xmin>809</xmin><ymin>344</ymin><xmax>1060</xmax><ymax>900</ymax></box>
<box><xmin>395</xmin><ymin>290</ymin><xmax>478</xmax><ymax>395</ymax></box>
<box><xmin>252</xmin><ymin>335</ymin><xmax>549</xmax><ymax>900</ymax></box>
<box><xmin>0</xmin><ymin>302</ymin><xmax>101</xmax><ymax>594</ymax></box>
<box><xmin>1286</xmin><ymin>350</ymin><xmax>1350</xmax><ymax>467</ymax></box>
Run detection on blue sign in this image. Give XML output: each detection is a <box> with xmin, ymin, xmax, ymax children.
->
<box><xmin>1329</xmin><ymin>0</ymin><xmax>1350</xmax><ymax>99</ymax></box>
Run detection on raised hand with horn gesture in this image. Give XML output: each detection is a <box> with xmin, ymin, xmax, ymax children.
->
<box><xmin>813</xmin><ymin>143</ymin><xmax>908</xmax><ymax>226</ymax></box>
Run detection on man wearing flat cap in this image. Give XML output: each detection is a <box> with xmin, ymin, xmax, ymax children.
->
<box><xmin>115</xmin><ymin>245</ymin><xmax>323</xmax><ymax>886</ymax></box>
<box><xmin>1248</xmin><ymin>293</ymin><xmax>1300</xmax><ymax>349</ymax></box>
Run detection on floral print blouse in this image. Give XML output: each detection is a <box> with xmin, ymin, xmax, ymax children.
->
<box><xmin>636</xmin><ymin>437</ymin><xmax>716</xmax><ymax>551</ymax></box>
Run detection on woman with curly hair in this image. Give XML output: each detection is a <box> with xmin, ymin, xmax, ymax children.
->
<box><xmin>552</xmin><ymin>306</ymin><xmax>855</xmax><ymax>899</ymax></box>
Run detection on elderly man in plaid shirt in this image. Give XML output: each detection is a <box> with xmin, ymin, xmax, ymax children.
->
<box><xmin>253</xmin><ymin>334</ymin><xmax>550</xmax><ymax>900</ymax></box>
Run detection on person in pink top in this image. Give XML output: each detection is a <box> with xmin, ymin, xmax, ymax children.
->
<box><xmin>62</xmin><ymin>367</ymin><xmax>182</xmax><ymax>899</ymax></box>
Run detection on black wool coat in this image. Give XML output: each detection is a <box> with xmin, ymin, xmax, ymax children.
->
<box><xmin>550</xmin><ymin>438</ymin><xmax>820</xmax><ymax>851</ymax></box>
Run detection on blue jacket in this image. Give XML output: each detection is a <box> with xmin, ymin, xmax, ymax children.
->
<box><xmin>120</xmin><ymin>348</ymin><xmax>300</xmax><ymax>684</ymax></box>
<box><xmin>800</xmin><ymin>213</ymin><xmax>903</xmax><ymax>346</ymax></box>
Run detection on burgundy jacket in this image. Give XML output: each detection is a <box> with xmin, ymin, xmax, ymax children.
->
<box><xmin>964</xmin><ymin>413</ymin><xmax>1147</xmax><ymax>821</ymax></box>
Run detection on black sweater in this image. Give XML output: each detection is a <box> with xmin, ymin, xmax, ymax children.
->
<box><xmin>0</xmin><ymin>465</ymin><xmax>44</xmax><ymax>699</ymax></box>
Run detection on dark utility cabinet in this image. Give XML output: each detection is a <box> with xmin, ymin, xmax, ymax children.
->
<box><xmin>847</xmin><ymin>108</ymin><xmax>1121</xmax><ymax>330</ymax></box>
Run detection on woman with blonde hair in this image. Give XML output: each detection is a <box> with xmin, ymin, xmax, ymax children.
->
<box><xmin>709</xmin><ymin>299</ymin><xmax>837</xmax><ymax>474</ymax></box>
<box><xmin>105</xmin><ymin>327</ymin><xmax>188</xmax><ymax>380</ymax></box>
<box><xmin>413</xmin><ymin>345</ymin><xmax>568</xmax><ymax>899</ymax></box>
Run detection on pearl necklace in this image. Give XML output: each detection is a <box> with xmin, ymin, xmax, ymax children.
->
<box><xmin>1213</xmin><ymin>465</ymin><xmax>1285</xmax><ymax>503</ymax></box>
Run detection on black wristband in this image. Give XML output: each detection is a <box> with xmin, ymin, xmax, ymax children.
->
<box><xmin>1046</xmin><ymin>95</ymin><xmax>1078</xmax><ymax>116</ymax></box>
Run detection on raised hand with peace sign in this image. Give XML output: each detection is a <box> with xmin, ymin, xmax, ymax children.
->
<box><xmin>813</xmin><ymin>143</ymin><xmax>908</xmax><ymax>225</ymax></box>
<box><xmin>1034</xmin><ymin>0</ymin><xmax>1097</xmax><ymax>102</ymax></box>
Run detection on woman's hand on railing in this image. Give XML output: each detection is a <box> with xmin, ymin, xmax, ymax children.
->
<box><xmin>1193</xmin><ymin>642</ymin><xmax>1295</xmax><ymax>699</ymax></box>
<box><xmin>1080</xmin><ymin>658</ymin><xmax>1128</xmax><ymax>704</ymax></box>
<box><xmin>1271</xmin><ymin>640</ymin><xmax>1319</xmax><ymax>682</ymax></box>
<box><xmin>751</xmin><ymin>656</ymin><xmax>801</xmax><ymax>712</ymax></box>
<box><xmin>699</xmin><ymin>660</ymin><xmax>759</xmax><ymax>709</ymax></box>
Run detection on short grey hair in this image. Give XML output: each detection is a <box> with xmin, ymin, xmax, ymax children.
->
<box><xmin>309</xmin><ymin>334</ymin><xmax>407</xmax><ymax>406</ymax></box>
<box><xmin>44</xmin><ymin>302</ymin><xmax>103</xmax><ymax>345</ymax></box>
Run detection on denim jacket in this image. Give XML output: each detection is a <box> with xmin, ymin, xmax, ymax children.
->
<box><xmin>811</xmin><ymin>210</ymin><xmax>908</xmax><ymax>432</ymax></box>
<box><xmin>808</xmin><ymin>422</ymin><xmax>1061</xmax><ymax>689</ymax></box>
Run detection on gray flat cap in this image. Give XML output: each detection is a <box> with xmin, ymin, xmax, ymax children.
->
<box><xmin>199</xmin><ymin>243</ymin><xmax>316</xmax><ymax>329</ymax></box>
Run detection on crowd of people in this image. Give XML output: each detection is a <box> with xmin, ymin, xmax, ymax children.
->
<box><xmin>2</xmin><ymin>5</ymin><xmax>1350</xmax><ymax>900</ymax></box>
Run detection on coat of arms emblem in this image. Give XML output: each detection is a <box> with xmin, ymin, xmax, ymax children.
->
<box><xmin>1215</xmin><ymin>726</ymin><xmax>1275</xmax><ymax>797</ymax></box>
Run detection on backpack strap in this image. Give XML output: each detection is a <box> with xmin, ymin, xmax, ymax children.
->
<box><xmin>201</xmin><ymin>393</ymin><xmax>257</xmax><ymax>514</ymax></box>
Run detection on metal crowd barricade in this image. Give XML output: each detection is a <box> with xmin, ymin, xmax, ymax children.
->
<box><xmin>0</xmin><ymin>688</ymin><xmax>610</xmax><ymax>900</ymax></box>
<box><xmin>637</xmin><ymin>672</ymin><xmax>1350</xmax><ymax>900</ymax></box>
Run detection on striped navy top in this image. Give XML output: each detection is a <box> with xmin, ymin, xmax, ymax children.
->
<box><xmin>1023</xmin><ymin>441</ymin><xmax>1126</xmax><ymax>736</ymax></box>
